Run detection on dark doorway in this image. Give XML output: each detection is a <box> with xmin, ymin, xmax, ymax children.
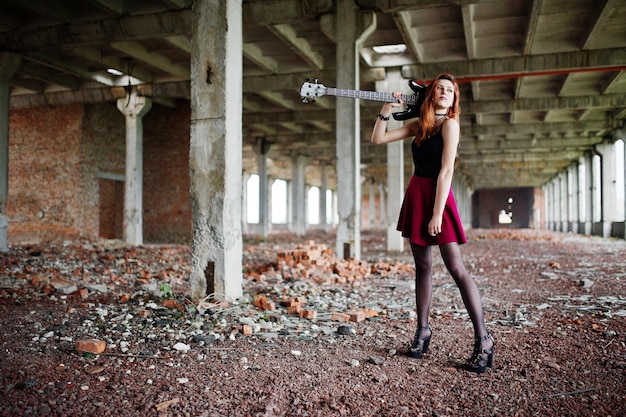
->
<box><xmin>99</xmin><ymin>179</ymin><xmax>123</xmax><ymax>239</ymax></box>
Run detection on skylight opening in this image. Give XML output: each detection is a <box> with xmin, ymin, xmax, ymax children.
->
<box><xmin>107</xmin><ymin>68</ymin><xmax>124</xmax><ymax>76</ymax></box>
<box><xmin>372</xmin><ymin>44</ymin><xmax>407</xmax><ymax>54</ymax></box>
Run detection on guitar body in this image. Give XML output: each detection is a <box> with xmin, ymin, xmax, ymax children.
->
<box><xmin>392</xmin><ymin>80</ymin><xmax>426</xmax><ymax>121</ymax></box>
<box><xmin>300</xmin><ymin>79</ymin><xmax>427</xmax><ymax>121</ymax></box>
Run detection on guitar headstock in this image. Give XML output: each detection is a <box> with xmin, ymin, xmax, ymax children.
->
<box><xmin>300</xmin><ymin>79</ymin><xmax>327</xmax><ymax>103</ymax></box>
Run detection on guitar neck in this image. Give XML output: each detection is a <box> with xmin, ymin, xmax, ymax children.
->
<box><xmin>325</xmin><ymin>87</ymin><xmax>418</xmax><ymax>105</ymax></box>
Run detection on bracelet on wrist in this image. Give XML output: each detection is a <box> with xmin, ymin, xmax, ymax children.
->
<box><xmin>377</xmin><ymin>113</ymin><xmax>390</xmax><ymax>121</ymax></box>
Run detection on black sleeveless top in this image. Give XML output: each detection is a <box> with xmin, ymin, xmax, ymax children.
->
<box><xmin>412</xmin><ymin>128</ymin><xmax>443</xmax><ymax>178</ymax></box>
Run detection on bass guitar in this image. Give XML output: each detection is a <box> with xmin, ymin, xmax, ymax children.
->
<box><xmin>300</xmin><ymin>79</ymin><xmax>426</xmax><ymax>120</ymax></box>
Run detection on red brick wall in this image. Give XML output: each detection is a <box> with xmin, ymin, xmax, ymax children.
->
<box><xmin>7</xmin><ymin>101</ymin><xmax>192</xmax><ymax>245</ymax></box>
<box><xmin>83</xmin><ymin>103</ymin><xmax>127</xmax><ymax>241</ymax></box>
<box><xmin>98</xmin><ymin>178</ymin><xmax>124</xmax><ymax>239</ymax></box>
<box><xmin>84</xmin><ymin>103</ymin><xmax>126</xmax><ymax>176</ymax></box>
<box><xmin>142</xmin><ymin>102</ymin><xmax>192</xmax><ymax>243</ymax></box>
<box><xmin>8</xmin><ymin>105</ymin><xmax>90</xmax><ymax>243</ymax></box>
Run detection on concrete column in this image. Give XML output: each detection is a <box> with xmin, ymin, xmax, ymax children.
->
<box><xmin>378</xmin><ymin>69</ymin><xmax>405</xmax><ymax>252</ymax></box>
<box><xmin>189</xmin><ymin>0</ymin><xmax>243</xmax><ymax>301</ymax></box>
<box><xmin>0</xmin><ymin>53</ymin><xmax>20</xmax><ymax>251</ymax></box>
<box><xmin>559</xmin><ymin>172</ymin><xmax>568</xmax><ymax>232</ymax></box>
<box><xmin>319</xmin><ymin>162</ymin><xmax>328</xmax><ymax>230</ymax></box>
<box><xmin>286</xmin><ymin>179</ymin><xmax>293</xmax><ymax>231</ymax></box>
<box><xmin>548</xmin><ymin>177</ymin><xmax>558</xmax><ymax>230</ymax></box>
<box><xmin>576</xmin><ymin>157</ymin><xmax>586</xmax><ymax>234</ymax></box>
<box><xmin>368</xmin><ymin>179</ymin><xmax>375</xmax><ymax>229</ymax></box>
<box><xmin>620</xmin><ymin>133</ymin><xmax>626</xmax><ymax>240</ymax></box>
<box><xmin>334</xmin><ymin>3</ymin><xmax>374</xmax><ymax>259</ymax></box>
<box><xmin>553</xmin><ymin>180</ymin><xmax>559</xmax><ymax>231</ymax></box>
<box><xmin>622</xmin><ymin>134</ymin><xmax>626</xmax><ymax>240</ymax></box>
<box><xmin>554</xmin><ymin>179</ymin><xmax>560</xmax><ymax>231</ymax></box>
<box><xmin>117</xmin><ymin>87</ymin><xmax>152</xmax><ymax>246</ymax></box>
<box><xmin>591</xmin><ymin>153</ymin><xmax>602</xmax><ymax>234</ymax></box>
<box><xmin>334</xmin><ymin>0</ymin><xmax>360</xmax><ymax>258</ymax></box>
<box><xmin>567</xmin><ymin>163</ymin><xmax>578</xmax><ymax>233</ymax></box>
<box><xmin>332</xmin><ymin>189</ymin><xmax>338</xmax><ymax>226</ymax></box>
<box><xmin>596</xmin><ymin>141</ymin><xmax>625</xmax><ymax>237</ymax></box>
<box><xmin>255</xmin><ymin>139</ymin><xmax>270</xmax><ymax>237</ymax></box>
<box><xmin>583</xmin><ymin>153</ymin><xmax>594</xmax><ymax>234</ymax></box>
<box><xmin>378</xmin><ymin>182</ymin><xmax>386</xmax><ymax>229</ymax></box>
<box><xmin>267</xmin><ymin>175</ymin><xmax>275</xmax><ymax>233</ymax></box>
<box><xmin>544</xmin><ymin>182</ymin><xmax>551</xmax><ymax>230</ymax></box>
<box><xmin>551</xmin><ymin>177</ymin><xmax>561</xmax><ymax>231</ymax></box>
<box><xmin>617</xmin><ymin>136</ymin><xmax>626</xmax><ymax>239</ymax></box>
<box><xmin>555</xmin><ymin>177</ymin><xmax>562</xmax><ymax>231</ymax></box>
<box><xmin>452</xmin><ymin>174</ymin><xmax>472</xmax><ymax>227</ymax></box>
<box><xmin>546</xmin><ymin>181</ymin><xmax>553</xmax><ymax>230</ymax></box>
<box><xmin>291</xmin><ymin>155</ymin><xmax>307</xmax><ymax>236</ymax></box>
<box><xmin>541</xmin><ymin>184</ymin><xmax>550</xmax><ymax>229</ymax></box>
<box><xmin>241</xmin><ymin>173</ymin><xmax>250</xmax><ymax>234</ymax></box>
<box><xmin>306</xmin><ymin>185</ymin><xmax>312</xmax><ymax>227</ymax></box>
<box><xmin>386</xmin><ymin>133</ymin><xmax>404</xmax><ymax>251</ymax></box>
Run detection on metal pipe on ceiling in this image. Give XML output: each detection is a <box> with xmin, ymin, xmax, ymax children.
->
<box><xmin>415</xmin><ymin>66</ymin><xmax>626</xmax><ymax>84</ymax></box>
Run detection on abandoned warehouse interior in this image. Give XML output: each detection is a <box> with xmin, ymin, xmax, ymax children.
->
<box><xmin>1</xmin><ymin>0</ymin><xmax>626</xmax><ymax>299</ymax></box>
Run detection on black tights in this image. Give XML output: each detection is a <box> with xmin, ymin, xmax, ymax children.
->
<box><xmin>411</xmin><ymin>242</ymin><xmax>488</xmax><ymax>341</ymax></box>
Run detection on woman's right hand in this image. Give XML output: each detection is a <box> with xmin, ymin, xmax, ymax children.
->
<box><xmin>378</xmin><ymin>92</ymin><xmax>403</xmax><ymax>118</ymax></box>
<box><xmin>372</xmin><ymin>91</ymin><xmax>414</xmax><ymax>145</ymax></box>
<box><xmin>389</xmin><ymin>91</ymin><xmax>404</xmax><ymax>107</ymax></box>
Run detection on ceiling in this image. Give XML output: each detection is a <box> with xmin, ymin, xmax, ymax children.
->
<box><xmin>2</xmin><ymin>0</ymin><xmax>626</xmax><ymax>191</ymax></box>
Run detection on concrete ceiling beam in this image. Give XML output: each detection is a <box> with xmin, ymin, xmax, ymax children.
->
<box><xmin>402</xmin><ymin>48</ymin><xmax>626</xmax><ymax>82</ymax></box>
<box><xmin>86</xmin><ymin>0</ymin><xmax>126</xmax><ymax>15</ymax></box>
<box><xmin>69</xmin><ymin>45</ymin><xmax>154</xmax><ymax>83</ymax></box>
<box><xmin>110</xmin><ymin>41</ymin><xmax>189</xmax><ymax>79</ymax></box>
<box><xmin>269</xmin><ymin>24</ymin><xmax>325</xmax><ymax>70</ymax></box>
<box><xmin>0</xmin><ymin>9</ymin><xmax>192</xmax><ymax>50</ymax></box>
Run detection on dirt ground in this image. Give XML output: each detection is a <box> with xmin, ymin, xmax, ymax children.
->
<box><xmin>1</xmin><ymin>228</ymin><xmax>625</xmax><ymax>417</ymax></box>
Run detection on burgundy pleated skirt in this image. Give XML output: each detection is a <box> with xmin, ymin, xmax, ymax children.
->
<box><xmin>396</xmin><ymin>175</ymin><xmax>467</xmax><ymax>247</ymax></box>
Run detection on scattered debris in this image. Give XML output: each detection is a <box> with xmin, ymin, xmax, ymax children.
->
<box><xmin>0</xmin><ymin>229</ymin><xmax>625</xmax><ymax>416</ymax></box>
<box><xmin>75</xmin><ymin>339</ymin><xmax>106</xmax><ymax>354</ymax></box>
<box><xmin>156</xmin><ymin>398</ymin><xmax>180</xmax><ymax>411</ymax></box>
<box><xmin>542</xmin><ymin>387</ymin><xmax>598</xmax><ymax>399</ymax></box>
<box><xmin>173</xmin><ymin>342</ymin><xmax>191</xmax><ymax>353</ymax></box>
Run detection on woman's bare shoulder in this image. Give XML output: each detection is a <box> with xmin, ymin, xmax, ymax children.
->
<box><xmin>442</xmin><ymin>117</ymin><xmax>459</xmax><ymax>127</ymax></box>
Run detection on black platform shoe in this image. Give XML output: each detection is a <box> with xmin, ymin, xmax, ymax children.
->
<box><xmin>466</xmin><ymin>334</ymin><xmax>495</xmax><ymax>373</ymax></box>
<box><xmin>407</xmin><ymin>326</ymin><xmax>432</xmax><ymax>359</ymax></box>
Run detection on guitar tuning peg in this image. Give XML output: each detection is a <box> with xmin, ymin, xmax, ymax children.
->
<box><xmin>314</xmin><ymin>78</ymin><xmax>318</xmax><ymax>83</ymax></box>
<box><xmin>305</xmin><ymin>78</ymin><xmax>310</xmax><ymax>82</ymax></box>
<box><xmin>302</xmin><ymin>98</ymin><xmax>309</xmax><ymax>103</ymax></box>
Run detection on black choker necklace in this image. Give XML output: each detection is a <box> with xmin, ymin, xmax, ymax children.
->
<box><xmin>435</xmin><ymin>113</ymin><xmax>447</xmax><ymax>116</ymax></box>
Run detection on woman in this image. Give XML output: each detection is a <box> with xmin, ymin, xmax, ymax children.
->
<box><xmin>371</xmin><ymin>73</ymin><xmax>494</xmax><ymax>373</ymax></box>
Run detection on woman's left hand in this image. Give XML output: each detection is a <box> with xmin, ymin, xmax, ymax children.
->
<box><xmin>428</xmin><ymin>215</ymin><xmax>442</xmax><ymax>236</ymax></box>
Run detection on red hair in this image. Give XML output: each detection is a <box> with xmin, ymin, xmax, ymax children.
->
<box><xmin>415</xmin><ymin>73</ymin><xmax>461</xmax><ymax>143</ymax></box>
